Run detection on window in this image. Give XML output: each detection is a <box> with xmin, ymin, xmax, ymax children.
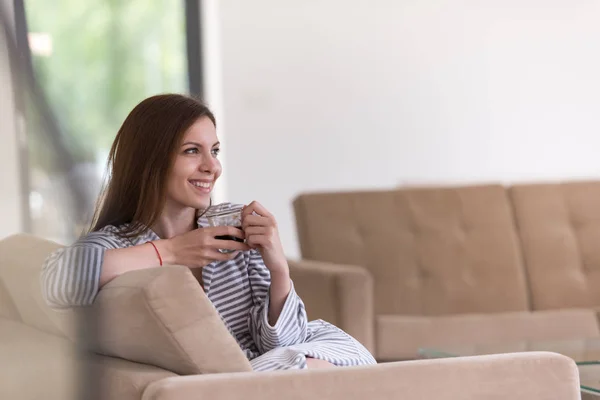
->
<box><xmin>16</xmin><ymin>0</ymin><xmax>197</xmax><ymax>243</ymax></box>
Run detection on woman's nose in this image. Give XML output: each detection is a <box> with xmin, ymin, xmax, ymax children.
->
<box><xmin>199</xmin><ymin>154</ymin><xmax>218</xmax><ymax>173</ymax></box>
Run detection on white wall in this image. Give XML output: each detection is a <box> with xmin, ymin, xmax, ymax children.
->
<box><xmin>0</xmin><ymin>0</ymin><xmax>24</xmax><ymax>239</ymax></box>
<box><xmin>215</xmin><ymin>0</ymin><xmax>600</xmax><ymax>259</ymax></box>
<box><xmin>201</xmin><ymin>0</ymin><xmax>228</xmax><ymax>205</ymax></box>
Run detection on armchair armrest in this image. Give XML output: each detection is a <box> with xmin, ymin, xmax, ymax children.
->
<box><xmin>142</xmin><ymin>352</ymin><xmax>579</xmax><ymax>400</ymax></box>
<box><xmin>288</xmin><ymin>259</ymin><xmax>375</xmax><ymax>354</ymax></box>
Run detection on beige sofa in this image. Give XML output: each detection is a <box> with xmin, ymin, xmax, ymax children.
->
<box><xmin>0</xmin><ymin>234</ymin><xmax>582</xmax><ymax>399</ymax></box>
<box><xmin>294</xmin><ymin>181</ymin><xmax>600</xmax><ymax>361</ymax></box>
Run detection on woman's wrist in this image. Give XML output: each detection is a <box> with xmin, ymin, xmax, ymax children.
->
<box><xmin>152</xmin><ymin>239</ymin><xmax>176</xmax><ymax>265</ymax></box>
<box><xmin>269</xmin><ymin>263</ymin><xmax>290</xmax><ymax>281</ymax></box>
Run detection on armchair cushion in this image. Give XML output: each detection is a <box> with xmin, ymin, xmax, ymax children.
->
<box><xmin>86</xmin><ymin>265</ymin><xmax>252</xmax><ymax>375</ymax></box>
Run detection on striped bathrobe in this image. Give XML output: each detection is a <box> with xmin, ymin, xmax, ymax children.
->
<box><xmin>40</xmin><ymin>222</ymin><xmax>376</xmax><ymax>371</ymax></box>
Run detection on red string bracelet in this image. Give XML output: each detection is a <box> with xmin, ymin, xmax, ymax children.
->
<box><xmin>147</xmin><ymin>241</ymin><xmax>163</xmax><ymax>266</ymax></box>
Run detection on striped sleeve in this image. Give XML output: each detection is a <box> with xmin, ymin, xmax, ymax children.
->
<box><xmin>40</xmin><ymin>230</ymin><xmax>124</xmax><ymax>309</ymax></box>
<box><xmin>247</xmin><ymin>250</ymin><xmax>308</xmax><ymax>354</ymax></box>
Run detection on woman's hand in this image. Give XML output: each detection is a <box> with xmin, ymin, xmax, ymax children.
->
<box><xmin>156</xmin><ymin>226</ymin><xmax>250</xmax><ymax>268</ymax></box>
<box><xmin>241</xmin><ymin>201</ymin><xmax>288</xmax><ymax>275</ymax></box>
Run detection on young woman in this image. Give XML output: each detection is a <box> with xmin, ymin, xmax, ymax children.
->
<box><xmin>41</xmin><ymin>94</ymin><xmax>376</xmax><ymax>371</ymax></box>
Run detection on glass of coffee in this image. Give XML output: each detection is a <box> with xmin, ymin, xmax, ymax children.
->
<box><xmin>203</xmin><ymin>202</ymin><xmax>245</xmax><ymax>253</ymax></box>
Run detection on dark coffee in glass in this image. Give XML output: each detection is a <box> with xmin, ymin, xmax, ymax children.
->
<box><xmin>203</xmin><ymin>203</ymin><xmax>245</xmax><ymax>253</ymax></box>
<box><xmin>215</xmin><ymin>227</ymin><xmax>244</xmax><ymax>243</ymax></box>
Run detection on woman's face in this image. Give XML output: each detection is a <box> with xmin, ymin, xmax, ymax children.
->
<box><xmin>165</xmin><ymin>116</ymin><xmax>221</xmax><ymax>212</ymax></box>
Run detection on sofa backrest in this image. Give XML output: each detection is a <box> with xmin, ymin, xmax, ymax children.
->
<box><xmin>0</xmin><ymin>234</ymin><xmax>77</xmax><ymax>339</ymax></box>
<box><xmin>510</xmin><ymin>181</ymin><xmax>600</xmax><ymax>310</ymax></box>
<box><xmin>294</xmin><ymin>185</ymin><xmax>529</xmax><ymax>316</ymax></box>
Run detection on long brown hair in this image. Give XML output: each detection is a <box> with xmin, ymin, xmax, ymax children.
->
<box><xmin>90</xmin><ymin>94</ymin><xmax>216</xmax><ymax>237</ymax></box>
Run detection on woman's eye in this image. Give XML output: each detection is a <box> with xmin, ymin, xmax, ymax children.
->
<box><xmin>211</xmin><ymin>148</ymin><xmax>221</xmax><ymax>157</ymax></box>
<box><xmin>184</xmin><ymin>148</ymin><xmax>199</xmax><ymax>154</ymax></box>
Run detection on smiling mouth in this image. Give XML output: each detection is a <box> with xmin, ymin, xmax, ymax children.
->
<box><xmin>189</xmin><ymin>180</ymin><xmax>211</xmax><ymax>189</ymax></box>
<box><xmin>188</xmin><ymin>180</ymin><xmax>212</xmax><ymax>193</ymax></box>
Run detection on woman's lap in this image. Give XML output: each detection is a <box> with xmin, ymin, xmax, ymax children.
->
<box><xmin>250</xmin><ymin>320</ymin><xmax>376</xmax><ymax>371</ymax></box>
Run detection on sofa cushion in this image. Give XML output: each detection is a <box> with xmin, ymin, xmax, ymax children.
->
<box><xmin>0</xmin><ymin>317</ymin><xmax>176</xmax><ymax>400</ymax></box>
<box><xmin>294</xmin><ymin>185</ymin><xmax>529</xmax><ymax>316</ymax></box>
<box><xmin>86</xmin><ymin>353</ymin><xmax>176</xmax><ymax>400</ymax></box>
<box><xmin>87</xmin><ymin>265</ymin><xmax>253</xmax><ymax>375</ymax></box>
<box><xmin>0</xmin><ymin>319</ymin><xmax>78</xmax><ymax>400</ymax></box>
<box><xmin>376</xmin><ymin>309</ymin><xmax>600</xmax><ymax>360</ymax></box>
<box><xmin>0</xmin><ymin>278</ymin><xmax>20</xmax><ymax>320</ymax></box>
<box><xmin>510</xmin><ymin>181</ymin><xmax>600</xmax><ymax>310</ymax></box>
<box><xmin>0</xmin><ymin>234</ymin><xmax>78</xmax><ymax>339</ymax></box>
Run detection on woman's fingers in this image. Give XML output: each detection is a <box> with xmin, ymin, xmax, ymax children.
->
<box><xmin>241</xmin><ymin>202</ymin><xmax>255</xmax><ymax>219</ymax></box>
<box><xmin>246</xmin><ymin>234</ymin><xmax>268</xmax><ymax>248</ymax></box>
<box><xmin>186</xmin><ymin>248</ymin><xmax>238</xmax><ymax>268</ymax></box>
<box><xmin>243</xmin><ymin>226</ymin><xmax>269</xmax><ymax>236</ymax></box>
<box><xmin>249</xmin><ymin>201</ymin><xmax>273</xmax><ymax>218</ymax></box>
<box><xmin>242</xmin><ymin>200</ymin><xmax>273</xmax><ymax>219</ymax></box>
<box><xmin>201</xmin><ymin>249</ymin><xmax>240</xmax><ymax>263</ymax></box>
<box><xmin>174</xmin><ymin>227</ymin><xmax>248</xmax><ymax>268</ymax></box>
<box><xmin>241</xmin><ymin>202</ymin><xmax>280</xmax><ymax>252</ymax></box>
<box><xmin>211</xmin><ymin>238</ymin><xmax>250</xmax><ymax>252</ymax></box>
<box><xmin>204</xmin><ymin>226</ymin><xmax>250</xmax><ymax>251</ymax></box>
<box><xmin>242</xmin><ymin>215</ymin><xmax>270</xmax><ymax>231</ymax></box>
<box><xmin>188</xmin><ymin>226</ymin><xmax>249</xmax><ymax>258</ymax></box>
